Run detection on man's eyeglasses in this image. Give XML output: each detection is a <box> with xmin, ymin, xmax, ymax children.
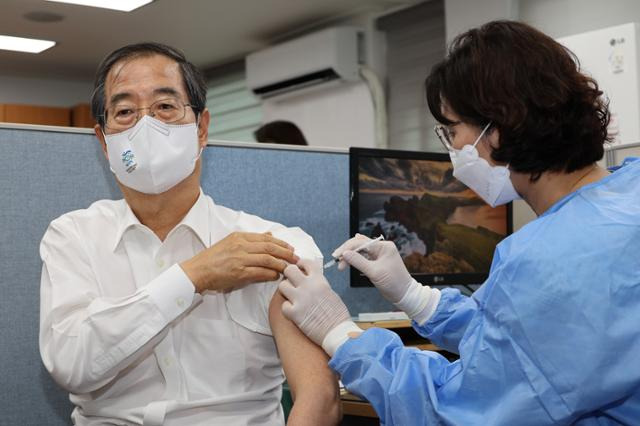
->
<box><xmin>102</xmin><ymin>97</ymin><xmax>194</xmax><ymax>132</ymax></box>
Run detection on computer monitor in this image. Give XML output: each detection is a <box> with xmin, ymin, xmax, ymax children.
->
<box><xmin>349</xmin><ymin>147</ymin><xmax>513</xmax><ymax>287</ymax></box>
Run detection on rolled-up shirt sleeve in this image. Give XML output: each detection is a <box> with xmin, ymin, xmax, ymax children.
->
<box><xmin>39</xmin><ymin>218</ymin><xmax>195</xmax><ymax>395</ymax></box>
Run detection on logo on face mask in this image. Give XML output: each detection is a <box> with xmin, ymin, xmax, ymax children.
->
<box><xmin>121</xmin><ymin>150</ymin><xmax>137</xmax><ymax>173</ymax></box>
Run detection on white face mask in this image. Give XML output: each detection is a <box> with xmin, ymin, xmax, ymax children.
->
<box><xmin>449</xmin><ymin>122</ymin><xmax>520</xmax><ymax>207</ymax></box>
<box><xmin>104</xmin><ymin>115</ymin><xmax>202</xmax><ymax>194</ymax></box>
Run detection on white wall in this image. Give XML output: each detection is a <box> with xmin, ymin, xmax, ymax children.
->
<box><xmin>0</xmin><ymin>75</ymin><xmax>93</xmax><ymax>107</ymax></box>
<box><xmin>262</xmin><ymin>81</ymin><xmax>376</xmax><ymax>148</ymax></box>
<box><xmin>520</xmin><ymin>0</ymin><xmax>640</xmax><ymax>38</ymax></box>
<box><xmin>445</xmin><ymin>0</ymin><xmax>640</xmax><ymax>45</ymax></box>
<box><xmin>444</xmin><ymin>0</ymin><xmax>519</xmax><ymax>43</ymax></box>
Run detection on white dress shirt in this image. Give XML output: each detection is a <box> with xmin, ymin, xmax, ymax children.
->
<box><xmin>39</xmin><ymin>190</ymin><xmax>321</xmax><ymax>425</ymax></box>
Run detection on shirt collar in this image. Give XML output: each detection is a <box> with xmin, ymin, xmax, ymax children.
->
<box><xmin>112</xmin><ymin>201</ymin><xmax>142</xmax><ymax>252</ymax></box>
<box><xmin>176</xmin><ymin>189</ymin><xmax>210</xmax><ymax>248</ymax></box>
<box><xmin>112</xmin><ymin>189</ymin><xmax>210</xmax><ymax>252</ymax></box>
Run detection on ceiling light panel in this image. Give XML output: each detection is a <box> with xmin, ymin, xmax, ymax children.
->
<box><xmin>45</xmin><ymin>0</ymin><xmax>154</xmax><ymax>12</ymax></box>
<box><xmin>0</xmin><ymin>35</ymin><xmax>56</xmax><ymax>53</ymax></box>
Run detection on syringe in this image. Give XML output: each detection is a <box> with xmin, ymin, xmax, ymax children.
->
<box><xmin>323</xmin><ymin>235</ymin><xmax>385</xmax><ymax>269</ymax></box>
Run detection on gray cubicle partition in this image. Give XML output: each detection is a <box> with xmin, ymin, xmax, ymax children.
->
<box><xmin>0</xmin><ymin>124</ymin><xmax>391</xmax><ymax>425</ymax></box>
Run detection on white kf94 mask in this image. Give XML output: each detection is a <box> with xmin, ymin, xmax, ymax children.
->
<box><xmin>105</xmin><ymin>115</ymin><xmax>202</xmax><ymax>194</ymax></box>
<box><xmin>449</xmin><ymin>122</ymin><xmax>521</xmax><ymax>207</ymax></box>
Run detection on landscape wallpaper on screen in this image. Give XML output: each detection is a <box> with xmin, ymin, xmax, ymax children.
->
<box><xmin>358</xmin><ymin>157</ymin><xmax>508</xmax><ymax>275</ymax></box>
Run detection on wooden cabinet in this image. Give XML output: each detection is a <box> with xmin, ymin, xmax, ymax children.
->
<box><xmin>71</xmin><ymin>103</ymin><xmax>96</xmax><ymax>128</ymax></box>
<box><xmin>0</xmin><ymin>103</ymin><xmax>95</xmax><ymax>128</ymax></box>
<box><xmin>0</xmin><ymin>104</ymin><xmax>70</xmax><ymax>126</ymax></box>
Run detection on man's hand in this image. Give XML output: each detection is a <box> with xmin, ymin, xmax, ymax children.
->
<box><xmin>180</xmin><ymin>232</ymin><xmax>299</xmax><ymax>293</ymax></box>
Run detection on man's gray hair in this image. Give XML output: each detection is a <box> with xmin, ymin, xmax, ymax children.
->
<box><xmin>91</xmin><ymin>42</ymin><xmax>207</xmax><ymax>128</ymax></box>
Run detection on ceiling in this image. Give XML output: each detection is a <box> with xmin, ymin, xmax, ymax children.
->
<box><xmin>0</xmin><ymin>0</ymin><xmax>420</xmax><ymax>81</ymax></box>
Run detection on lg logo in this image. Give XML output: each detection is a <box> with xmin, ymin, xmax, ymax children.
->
<box><xmin>610</xmin><ymin>37</ymin><xmax>625</xmax><ymax>46</ymax></box>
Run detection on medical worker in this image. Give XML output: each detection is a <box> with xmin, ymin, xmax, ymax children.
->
<box><xmin>278</xmin><ymin>20</ymin><xmax>640</xmax><ymax>425</ymax></box>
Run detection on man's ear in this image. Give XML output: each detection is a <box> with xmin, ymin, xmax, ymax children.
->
<box><xmin>197</xmin><ymin>108</ymin><xmax>210</xmax><ymax>150</ymax></box>
<box><xmin>94</xmin><ymin>124</ymin><xmax>108</xmax><ymax>159</ymax></box>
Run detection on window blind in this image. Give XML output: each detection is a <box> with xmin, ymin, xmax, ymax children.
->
<box><xmin>206</xmin><ymin>67</ymin><xmax>262</xmax><ymax>142</ymax></box>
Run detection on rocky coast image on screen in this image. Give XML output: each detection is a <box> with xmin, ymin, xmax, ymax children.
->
<box><xmin>358</xmin><ymin>157</ymin><xmax>509</xmax><ymax>275</ymax></box>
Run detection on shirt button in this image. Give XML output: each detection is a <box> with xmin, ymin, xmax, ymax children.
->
<box><xmin>156</xmin><ymin>258</ymin><xmax>165</xmax><ymax>268</ymax></box>
<box><xmin>176</xmin><ymin>298</ymin><xmax>185</xmax><ymax>308</ymax></box>
<box><xmin>163</xmin><ymin>356</ymin><xmax>172</xmax><ymax>367</ymax></box>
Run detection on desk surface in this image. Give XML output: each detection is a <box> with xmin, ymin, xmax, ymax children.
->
<box><xmin>355</xmin><ymin>319</ymin><xmax>441</xmax><ymax>351</ymax></box>
<box><xmin>341</xmin><ymin>389</ymin><xmax>378</xmax><ymax>418</ymax></box>
<box><xmin>355</xmin><ymin>319</ymin><xmax>411</xmax><ymax>330</ymax></box>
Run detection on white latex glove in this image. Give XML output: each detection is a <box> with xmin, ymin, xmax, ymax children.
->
<box><xmin>334</xmin><ymin>235</ymin><xmax>441</xmax><ymax>325</ymax></box>
<box><xmin>279</xmin><ymin>258</ymin><xmax>362</xmax><ymax>356</ymax></box>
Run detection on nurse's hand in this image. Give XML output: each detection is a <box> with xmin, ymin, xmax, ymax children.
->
<box><xmin>333</xmin><ymin>234</ymin><xmax>413</xmax><ymax>304</ymax></box>
<box><xmin>279</xmin><ymin>259</ymin><xmax>362</xmax><ymax>356</ymax></box>
<box><xmin>334</xmin><ymin>235</ymin><xmax>441</xmax><ymax>325</ymax></box>
<box><xmin>180</xmin><ymin>232</ymin><xmax>299</xmax><ymax>293</ymax></box>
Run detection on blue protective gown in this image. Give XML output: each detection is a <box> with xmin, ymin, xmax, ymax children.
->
<box><xmin>331</xmin><ymin>158</ymin><xmax>640</xmax><ymax>425</ymax></box>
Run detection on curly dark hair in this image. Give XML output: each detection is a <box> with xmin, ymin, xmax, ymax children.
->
<box><xmin>91</xmin><ymin>42</ymin><xmax>207</xmax><ymax>128</ymax></box>
<box><xmin>426</xmin><ymin>20</ymin><xmax>612</xmax><ymax>180</ymax></box>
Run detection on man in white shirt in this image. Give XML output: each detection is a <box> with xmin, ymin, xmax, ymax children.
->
<box><xmin>39</xmin><ymin>42</ymin><xmax>341</xmax><ymax>426</ymax></box>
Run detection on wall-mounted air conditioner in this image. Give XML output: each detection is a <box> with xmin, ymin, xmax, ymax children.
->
<box><xmin>246</xmin><ymin>26</ymin><xmax>362</xmax><ymax>98</ymax></box>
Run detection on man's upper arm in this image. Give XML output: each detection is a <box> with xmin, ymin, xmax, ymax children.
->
<box><xmin>268</xmin><ymin>291</ymin><xmax>339</xmax><ymax>399</ymax></box>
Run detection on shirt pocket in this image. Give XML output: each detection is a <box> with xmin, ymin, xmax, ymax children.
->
<box><xmin>179</xmin><ymin>317</ymin><xmax>247</xmax><ymax>398</ymax></box>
